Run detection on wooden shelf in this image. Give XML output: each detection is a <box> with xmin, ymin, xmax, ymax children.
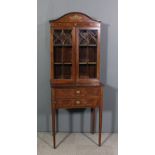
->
<box><xmin>79</xmin><ymin>44</ymin><xmax>97</xmax><ymax>47</ymax></box>
<box><xmin>79</xmin><ymin>62</ymin><xmax>87</xmax><ymax>64</ymax></box>
<box><xmin>63</xmin><ymin>62</ymin><xmax>72</xmax><ymax>64</ymax></box>
<box><xmin>79</xmin><ymin>62</ymin><xmax>97</xmax><ymax>65</ymax></box>
<box><xmin>54</xmin><ymin>62</ymin><xmax>72</xmax><ymax>65</ymax></box>
<box><xmin>54</xmin><ymin>44</ymin><xmax>72</xmax><ymax>47</ymax></box>
<box><xmin>88</xmin><ymin>62</ymin><xmax>97</xmax><ymax>64</ymax></box>
<box><xmin>54</xmin><ymin>62</ymin><xmax>62</xmax><ymax>64</ymax></box>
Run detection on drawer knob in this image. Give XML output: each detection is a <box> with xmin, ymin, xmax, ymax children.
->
<box><xmin>76</xmin><ymin>90</ymin><xmax>80</xmax><ymax>94</ymax></box>
<box><xmin>76</xmin><ymin>100</ymin><xmax>80</xmax><ymax>104</ymax></box>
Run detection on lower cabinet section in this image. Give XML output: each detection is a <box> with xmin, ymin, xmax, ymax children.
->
<box><xmin>52</xmin><ymin>86</ymin><xmax>102</xmax><ymax>109</ymax></box>
<box><xmin>51</xmin><ymin>83</ymin><xmax>104</xmax><ymax>148</ymax></box>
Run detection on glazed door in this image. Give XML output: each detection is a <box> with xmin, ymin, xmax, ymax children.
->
<box><xmin>76</xmin><ymin>28</ymin><xmax>100</xmax><ymax>83</ymax></box>
<box><xmin>51</xmin><ymin>28</ymin><xmax>75</xmax><ymax>83</ymax></box>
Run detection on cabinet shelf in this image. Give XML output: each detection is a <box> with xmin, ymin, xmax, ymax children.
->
<box><xmin>54</xmin><ymin>44</ymin><xmax>72</xmax><ymax>47</ymax></box>
<box><xmin>88</xmin><ymin>62</ymin><xmax>97</xmax><ymax>64</ymax></box>
<box><xmin>79</xmin><ymin>44</ymin><xmax>97</xmax><ymax>47</ymax></box>
<box><xmin>63</xmin><ymin>62</ymin><xmax>72</xmax><ymax>64</ymax></box>
<box><xmin>79</xmin><ymin>62</ymin><xmax>97</xmax><ymax>65</ymax></box>
<box><xmin>54</xmin><ymin>62</ymin><xmax>72</xmax><ymax>65</ymax></box>
<box><xmin>54</xmin><ymin>62</ymin><xmax>62</xmax><ymax>64</ymax></box>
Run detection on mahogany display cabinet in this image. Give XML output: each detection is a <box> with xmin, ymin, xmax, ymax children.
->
<box><xmin>49</xmin><ymin>12</ymin><xmax>104</xmax><ymax>148</ymax></box>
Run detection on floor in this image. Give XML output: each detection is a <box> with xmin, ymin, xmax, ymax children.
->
<box><xmin>37</xmin><ymin>132</ymin><xmax>118</xmax><ymax>155</ymax></box>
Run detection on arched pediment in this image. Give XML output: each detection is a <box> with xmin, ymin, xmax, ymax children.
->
<box><xmin>49</xmin><ymin>12</ymin><xmax>101</xmax><ymax>23</ymax></box>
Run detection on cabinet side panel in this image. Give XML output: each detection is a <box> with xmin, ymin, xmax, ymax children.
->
<box><xmin>50</xmin><ymin>27</ymin><xmax>54</xmax><ymax>83</ymax></box>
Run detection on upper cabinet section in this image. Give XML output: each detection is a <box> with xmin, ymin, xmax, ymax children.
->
<box><xmin>50</xmin><ymin>12</ymin><xmax>101</xmax><ymax>84</ymax></box>
<box><xmin>49</xmin><ymin>12</ymin><xmax>101</xmax><ymax>27</ymax></box>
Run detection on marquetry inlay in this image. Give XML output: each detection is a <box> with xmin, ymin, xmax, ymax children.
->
<box><xmin>69</xmin><ymin>15</ymin><xmax>82</xmax><ymax>20</ymax></box>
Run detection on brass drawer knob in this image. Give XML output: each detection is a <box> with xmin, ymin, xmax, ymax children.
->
<box><xmin>76</xmin><ymin>100</ymin><xmax>80</xmax><ymax>104</ymax></box>
<box><xmin>76</xmin><ymin>90</ymin><xmax>80</xmax><ymax>94</ymax></box>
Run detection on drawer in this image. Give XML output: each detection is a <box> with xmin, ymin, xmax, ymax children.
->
<box><xmin>73</xmin><ymin>98</ymin><xmax>98</xmax><ymax>107</ymax></box>
<box><xmin>54</xmin><ymin>87</ymin><xmax>101</xmax><ymax>99</ymax></box>
<box><xmin>55</xmin><ymin>99</ymin><xmax>74</xmax><ymax>108</ymax></box>
<box><xmin>75</xmin><ymin>87</ymin><xmax>100</xmax><ymax>97</ymax></box>
<box><xmin>54</xmin><ymin>88</ymin><xmax>75</xmax><ymax>98</ymax></box>
<box><xmin>55</xmin><ymin>98</ymin><xmax>98</xmax><ymax>108</ymax></box>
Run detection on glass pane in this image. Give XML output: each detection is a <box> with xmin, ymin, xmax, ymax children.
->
<box><xmin>53</xmin><ymin>29</ymin><xmax>72</xmax><ymax>80</ymax></box>
<box><xmin>89</xmin><ymin>64</ymin><xmax>96</xmax><ymax>78</ymax></box>
<box><xmin>79</xmin><ymin>64</ymin><xmax>97</xmax><ymax>79</ymax></box>
<box><xmin>63</xmin><ymin>64</ymin><xmax>72</xmax><ymax>79</ymax></box>
<box><xmin>88</xmin><ymin>47</ymin><xmax>97</xmax><ymax>62</ymax></box>
<box><xmin>79</xmin><ymin>64</ymin><xmax>89</xmax><ymax>79</ymax></box>
<box><xmin>79</xmin><ymin>47</ymin><xmax>88</xmax><ymax>62</ymax></box>
<box><xmin>53</xmin><ymin>30</ymin><xmax>62</xmax><ymax>45</ymax></box>
<box><xmin>79</xmin><ymin>47</ymin><xmax>97</xmax><ymax>63</ymax></box>
<box><xmin>54</xmin><ymin>64</ymin><xmax>62</xmax><ymax>79</ymax></box>
<box><xmin>79</xmin><ymin>30</ymin><xmax>97</xmax><ymax>45</ymax></box>
<box><xmin>63</xmin><ymin>30</ymin><xmax>72</xmax><ymax>45</ymax></box>
<box><xmin>63</xmin><ymin>47</ymin><xmax>72</xmax><ymax>63</ymax></box>
<box><xmin>79</xmin><ymin>29</ymin><xmax>97</xmax><ymax>79</ymax></box>
<box><xmin>54</xmin><ymin>47</ymin><xmax>62</xmax><ymax>63</ymax></box>
<box><xmin>54</xmin><ymin>30</ymin><xmax>72</xmax><ymax>45</ymax></box>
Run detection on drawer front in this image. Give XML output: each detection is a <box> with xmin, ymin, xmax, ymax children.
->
<box><xmin>73</xmin><ymin>98</ymin><xmax>98</xmax><ymax>107</ymax></box>
<box><xmin>54</xmin><ymin>88</ymin><xmax>75</xmax><ymax>98</ymax></box>
<box><xmin>75</xmin><ymin>87</ymin><xmax>101</xmax><ymax>97</ymax></box>
<box><xmin>55</xmin><ymin>98</ymin><xmax>98</xmax><ymax>108</ymax></box>
<box><xmin>55</xmin><ymin>99</ymin><xmax>74</xmax><ymax>108</ymax></box>
<box><xmin>54</xmin><ymin>87</ymin><xmax>101</xmax><ymax>99</ymax></box>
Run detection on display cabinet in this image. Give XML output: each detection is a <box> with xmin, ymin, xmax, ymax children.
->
<box><xmin>49</xmin><ymin>12</ymin><xmax>104</xmax><ymax>148</ymax></box>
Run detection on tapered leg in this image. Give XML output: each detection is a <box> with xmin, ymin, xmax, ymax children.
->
<box><xmin>91</xmin><ymin>108</ymin><xmax>96</xmax><ymax>134</ymax></box>
<box><xmin>56</xmin><ymin>109</ymin><xmax>58</xmax><ymax>133</ymax></box>
<box><xmin>99</xmin><ymin>86</ymin><xmax>104</xmax><ymax>146</ymax></box>
<box><xmin>99</xmin><ymin>105</ymin><xmax>102</xmax><ymax>146</ymax></box>
<box><xmin>52</xmin><ymin>106</ymin><xmax>56</xmax><ymax>149</ymax></box>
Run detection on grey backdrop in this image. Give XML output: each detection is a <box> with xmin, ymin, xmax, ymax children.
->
<box><xmin>37</xmin><ymin>0</ymin><xmax>118</xmax><ymax>132</ymax></box>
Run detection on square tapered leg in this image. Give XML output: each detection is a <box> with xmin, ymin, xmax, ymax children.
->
<box><xmin>52</xmin><ymin>106</ymin><xmax>56</xmax><ymax>149</ymax></box>
<box><xmin>91</xmin><ymin>108</ymin><xmax>96</xmax><ymax>134</ymax></box>
<box><xmin>99</xmin><ymin>105</ymin><xmax>102</xmax><ymax>146</ymax></box>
